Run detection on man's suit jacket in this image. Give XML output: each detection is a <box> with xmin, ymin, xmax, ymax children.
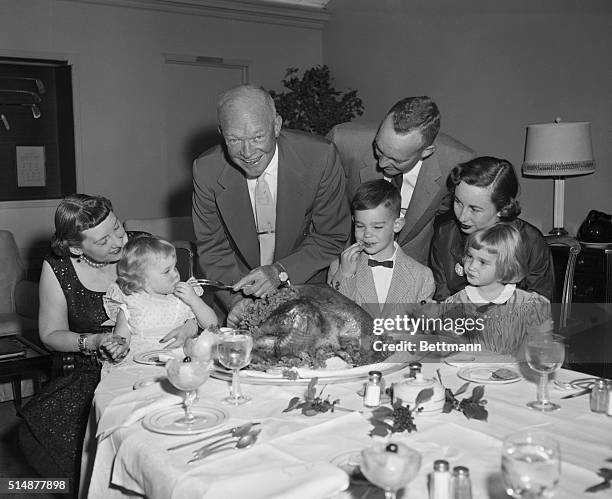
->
<box><xmin>193</xmin><ymin>129</ymin><xmax>350</xmax><ymax>307</ymax></box>
<box><xmin>328</xmin><ymin>122</ymin><xmax>475</xmax><ymax>266</ymax></box>
<box><xmin>328</xmin><ymin>246</ymin><xmax>435</xmax><ymax>319</ymax></box>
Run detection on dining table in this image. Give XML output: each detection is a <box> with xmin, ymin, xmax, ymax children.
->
<box><xmin>78</xmin><ymin>349</ymin><xmax>612</xmax><ymax>499</ymax></box>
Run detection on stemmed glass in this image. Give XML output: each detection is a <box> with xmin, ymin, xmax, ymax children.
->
<box><xmin>360</xmin><ymin>442</ymin><xmax>422</xmax><ymax>499</ymax></box>
<box><xmin>501</xmin><ymin>431</ymin><xmax>561</xmax><ymax>498</ymax></box>
<box><xmin>217</xmin><ymin>329</ymin><xmax>253</xmax><ymax>405</ymax></box>
<box><xmin>166</xmin><ymin>357</ymin><xmax>211</xmax><ymax>426</ymax></box>
<box><xmin>525</xmin><ymin>334</ymin><xmax>566</xmax><ymax>412</ymax></box>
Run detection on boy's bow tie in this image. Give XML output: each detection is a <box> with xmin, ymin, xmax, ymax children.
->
<box><xmin>368</xmin><ymin>259</ymin><xmax>393</xmax><ymax>268</ymax></box>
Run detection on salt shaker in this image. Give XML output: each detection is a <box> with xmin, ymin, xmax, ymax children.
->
<box><xmin>408</xmin><ymin>361</ymin><xmax>422</xmax><ymax>378</ymax></box>
<box><xmin>429</xmin><ymin>459</ymin><xmax>451</xmax><ymax>499</ymax></box>
<box><xmin>364</xmin><ymin>370</ymin><xmax>383</xmax><ymax>408</ymax></box>
<box><xmin>451</xmin><ymin>466</ymin><xmax>472</xmax><ymax>499</ymax></box>
<box><xmin>590</xmin><ymin>379</ymin><xmax>608</xmax><ymax>413</ymax></box>
<box><xmin>606</xmin><ymin>381</ymin><xmax>612</xmax><ymax>417</ymax></box>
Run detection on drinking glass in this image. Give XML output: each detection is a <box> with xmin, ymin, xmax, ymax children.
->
<box><xmin>501</xmin><ymin>431</ymin><xmax>561</xmax><ymax>498</ymax></box>
<box><xmin>360</xmin><ymin>442</ymin><xmax>422</xmax><ymax>499</ymax></box>
<box><xmin>166</xmin><ymin>357</ymin><xmax>211</xmax><ymax>425</ymax></box>
<box><xmin>525</xmin><ymin>334</ymin><xmax>565</xmax><ymax>412</ymax></box>
<box><xmin>217</xmin><ymin>329</ymin><xmax>253</xmax><ymax>405</ymax></box>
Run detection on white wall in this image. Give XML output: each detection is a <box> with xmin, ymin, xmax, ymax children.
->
<box><xmin>324</xmin><ymin>0</ymin><xmax>612</xmax><ymax>235</ymax></box>
<box><xmin>0</xmin><ymin>0</ymin><xmax>323</xmax><ymax>264</ymax></box>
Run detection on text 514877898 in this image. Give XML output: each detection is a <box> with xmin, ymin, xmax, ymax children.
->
<box><xmin>0</xmin><ymin>478</ymin><xmax>69</xmax><ymax>494</ymax></box>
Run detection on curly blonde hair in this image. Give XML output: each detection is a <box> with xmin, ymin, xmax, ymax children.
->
<box><xmin>117</xmin><ymin>235</ymin><xmax>176</xmax><ymax>294</ymax></box>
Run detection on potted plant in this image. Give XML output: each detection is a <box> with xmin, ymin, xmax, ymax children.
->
<box><xmin>270</xmin><ymin>65</ymin><xmax>364</xmax><ymax>136</ymax></box>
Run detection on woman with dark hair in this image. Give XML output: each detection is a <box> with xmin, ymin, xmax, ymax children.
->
<box><xmin>18</xmin><ymin>194</ymin><xmax>134</xmax><ymax>486</ymax></box>
<box><xmin>19</xmin><ymin>194</ymin><xmax>198</xmax><ymax>488</ymax></box>
<box><xmin>429</xmin><ymin>156</ymin><xmax>554</xmax><ymax>301</ymax></box>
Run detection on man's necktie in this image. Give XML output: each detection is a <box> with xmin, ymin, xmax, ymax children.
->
<box><xmin>368</xmin><ymin>259</ymin><xmax>394</xmax><ymax>269</ymax></box>
<box><xmin>255</xmin><ymin>174</ymin><xmax>275</xmax><ymax>265</ymax></box>
<box><xmin>392</xmin><ymin>174</ymin><xmax>403</xmax><ymax>191</ymax></box>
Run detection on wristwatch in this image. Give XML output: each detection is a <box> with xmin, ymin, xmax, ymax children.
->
<box><xmin>274</xmin><ymin>262</ymin><xmax>290</xmax><ymax>287</ymax></box>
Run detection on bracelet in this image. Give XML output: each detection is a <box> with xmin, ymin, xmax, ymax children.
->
<box><xmin>77</xmin><ymin>334</ymin><xmax>88</xmax><ymax>352</ymax></box>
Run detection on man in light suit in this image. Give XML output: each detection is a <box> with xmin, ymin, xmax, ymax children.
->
<box><xmin>328</xmin><ymin>96</ymin><xmax>475</xmax><ymax>266</ymax></box>
<box><xmin>192</xmin><ymin>85</ymin><xmax>350</xmax><ymax>320</ymax></box>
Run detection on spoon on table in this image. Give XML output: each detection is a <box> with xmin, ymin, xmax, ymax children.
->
<box><xmin>167</xmin><ymin>422</ymin><xmax>259</xmax><ymax>451</ymax></box>
<box><xmin>188</xmin><ymin>429</ymin><xmax>260</xmax><ymax>463</ymax></box>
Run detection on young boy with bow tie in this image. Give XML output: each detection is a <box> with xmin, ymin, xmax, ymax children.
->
<box><xmin>328</xmin><ymin>179</ymin><xmax>435</xmax><ymax>319</ymax></box>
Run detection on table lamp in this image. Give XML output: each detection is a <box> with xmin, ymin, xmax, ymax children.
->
<box><xmin>522</xmin><ymin>120</ymin><xmax>595</xmax><ymax>236</ymax></box>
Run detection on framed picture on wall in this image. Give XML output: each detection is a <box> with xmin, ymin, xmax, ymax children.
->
<box><xmin>0</xmin><ymin>57</ymin><xmax>76</xmax><ymax>201</ymax></box>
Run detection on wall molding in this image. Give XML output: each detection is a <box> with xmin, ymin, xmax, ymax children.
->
<box><xmin>62</xmin><ymin>0</ymin><xmax>330</xmax><ymax>29</ymax></box>
<box><xmin>164</xmin><ymin>53</ymin><xmax>251</xmax><ymax>84</ymax></box>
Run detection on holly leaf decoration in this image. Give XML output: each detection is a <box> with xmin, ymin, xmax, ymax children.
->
<box><xmin>442</xmin><ymin>383</ymin><xmax>488</xmax><ymax>421</ymax></box>
<box><xmin>306</xmin><ymin>377</ymin><xmax>318</xmax><ymax>400</ymax></box>
<box><xmin>454</xmin><ymin>382</ymin><xmax>470</xmax><ymax>396</ymax></box>
<box><xmin>415</xmin><ymin>388</ymin><xmax>434</xmax><ymax>407</ymax></box>
<box><xmin>282</xmin><ymin>378</ymin><xmax>338</xmax><ymax>416</ymax></box>
<box><xmin>585</xmin><ymin>467</ymin><xmax>612</xmax><ymax>493</ymax></box>
<box><xmin>368</xmin><ymin>391</ymin><xmax>431</xmax><ymax>437</ymax></box>
<box><xmin>283</xmin><ymin>396</ymin><xmax>303</xmax><ymax>413</ymax></box>
<box><xmin>585</xmin><ymin>481</ymin><xmax>611</xmax><ymax>493</ymax></box>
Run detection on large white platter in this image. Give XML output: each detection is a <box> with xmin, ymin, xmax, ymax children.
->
<box><xmin>211</xmin><ymin>360</ymin><xmax>407</xmax><ymax>385</ymax></box>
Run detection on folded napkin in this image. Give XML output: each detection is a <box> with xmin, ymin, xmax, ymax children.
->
<box><xmin>172</xmin><ymin>445</ymin><xmax>349</xmax><ymax>499</ymax></box>
<box><xmin>200</xmin><ymin>460</ymin><xmax>349</xmax><ymax>499</ymax></box>
<box><xmin>96</xmin><ymin>381</ymin><xmax>182</xmax><ymax>439</ymax></box>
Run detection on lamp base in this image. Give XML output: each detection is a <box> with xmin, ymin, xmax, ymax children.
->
<box><xmin>549</xmin><ymin>227</ymin><xmax>568</xmax><ymax>236</ymax></box>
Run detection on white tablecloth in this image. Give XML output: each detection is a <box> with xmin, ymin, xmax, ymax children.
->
<box><xmin>80</xmin><ymin>359</ymin><xmax>612</xmax><ymax>499</ymax></box>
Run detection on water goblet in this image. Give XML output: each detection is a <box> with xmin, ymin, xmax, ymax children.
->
<box><xmin>217</xmin><ymin>329</ymin><xmax>253</xmax><ymax>405</ymax></box>
<box><xmin>166</xmin><ymin>356</ymin><xmax>211</xmax><ymax>426</ymax></box>
<box><xmin>501</xmin><ymin>431</ymin><xmax>561</xmax><ymax>498</ymax></box>
<box><xmin>525</xmin><ymin>334</ymin><xmax>565</xmax><ymax>412</ymax></box>
<box><xmin>360</xmin><ymin>442</ymin><xmax>422</xmax><ymax>499</ymax></box>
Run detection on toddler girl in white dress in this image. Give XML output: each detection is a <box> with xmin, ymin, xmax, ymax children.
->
<box><xmin>103</xmin><ymin>235</ymin><xmax>218</xmax><ymax>361</ymax></box>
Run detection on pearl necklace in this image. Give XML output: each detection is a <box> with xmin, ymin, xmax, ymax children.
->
<box><xmin>78</xmin><ymin>254</ymin><xmax>108</xmax><ymax>269</ymax></box>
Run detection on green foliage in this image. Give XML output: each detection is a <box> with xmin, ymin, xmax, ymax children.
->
<box><xmin>282</xmin><ymin>377</ymin><xmax>340</xmax><ymax>416</ymax></box>
<box><xmin>270</xmin><ymin>66</ymin><xmax>364</xmax><ymax>136</ymax></box>
<box><xmin>369</xmin><ymin>389</ymin><xmax>434</xmax><ymax>437</ymax></box>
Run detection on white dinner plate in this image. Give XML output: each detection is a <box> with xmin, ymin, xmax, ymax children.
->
<box><xmin>457</xmin><ymin>366</ymin><xmax>522</xmax><ymax>384</ymax></box>
<box><xmin>142</xmin><ymin>404</ymin><xmax>229</xmax><ymax>435</ymax></box>
<box><xmin>133</xmin><ymin>350</ymin><xmax>177</xmax><ymax>366</ymax></box>
<box><xmin>445</xmin><ymin>351</ymin><xmax>518</xmax><ymax>367</ymax></box>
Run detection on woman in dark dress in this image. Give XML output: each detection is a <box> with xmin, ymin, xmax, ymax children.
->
<box><xmin>19</xmin><ymin>194</ymin><xmax>198</xmax><ymax>489</ymax></box>
<box><xmin>19</xmin><ymin>194</ymin><xmax>132</xmax><ymax>488</ymax></box>
<box><xmin>429</xmin><ymin>156</ymin><xmax>554</xmax><ymax>301</ymax></box>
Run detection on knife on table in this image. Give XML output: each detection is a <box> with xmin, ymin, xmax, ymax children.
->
<box><xmin>561</xmin><ymin>388</ymin><xmax>591</xmax><ymax>399</ymax></box>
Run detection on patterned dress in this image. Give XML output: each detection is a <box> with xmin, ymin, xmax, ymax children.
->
<box><xmin>18</xmin><ymin>232</ymin><xmax>146</xmax><ymax>485</ymax></box>
<box><xmin>439</xmin><ymin>284</ymin><xmax>552</xmax><ymax>355</ymax></box>
<box><xmin>19</xmin><ymin>254</ymin><xmax>110</xmax><ymax>482</ymax></box>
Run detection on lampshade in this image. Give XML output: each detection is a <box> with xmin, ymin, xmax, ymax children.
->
<box><xmin>522</xmin><ymin>121</ymin><xmax>595</xmax><ymax>177</ymax></box>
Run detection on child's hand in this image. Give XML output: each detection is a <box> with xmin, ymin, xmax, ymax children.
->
<box><xmin>100</xmin><ymin>334</ymin><xmax>130</xmax><ymax>363</ymax></box>
<box><xmin>339</xmin><ymin>242</ymin><xmax>364</xmax><ymax>277</ymax></box>
<box><xmin>173</xmin><ymin>281</ymin><xmax>199</xmax><ymax>306</ymax></box>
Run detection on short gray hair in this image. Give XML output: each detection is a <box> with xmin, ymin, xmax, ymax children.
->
<box><xmin>217</xmin><ymin>84</ymin><xmax>277</xmax><ymax>124</ymax></box>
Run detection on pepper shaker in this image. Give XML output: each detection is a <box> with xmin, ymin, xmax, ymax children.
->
<box><xmin>590</xmin><ymin>379</ymin><xmax>608</xmax><ymax>413</ymax></box>
<box><xmin>451</xmin><ymin>466</ymin><xmax>472</xmax><ymax>499</ymax></box>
